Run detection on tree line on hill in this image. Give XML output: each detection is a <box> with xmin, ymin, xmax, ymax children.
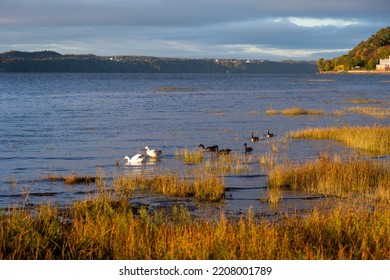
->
<box><xmin>317</xmin><ymin>26</ymin><xmax>390</xmax><ymax>72</ymax></box>
<box><xmin>0</xmin><ymin>51</ymin><xmax>317</xmax><ymax>73</ymax></box>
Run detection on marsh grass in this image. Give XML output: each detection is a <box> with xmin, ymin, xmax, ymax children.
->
<box><xmin>204</xmin><ymin>152</ymin><xmax>253</xmax><ymax>174</ymax></box>
<box><xmin>266</xmin><ymin>104</ymin><xmax>389</xmax><ymax>119</ymax></box>
<box><xmin>266</xmin><ymin>185</ymin><xmax>283</xmax><ymax>204</ymax></box>
<box><xmin>258</xmin><ymin>153</ymin><xmax>279</xmax><ymax>170</ymax></box>
<box><xmin>248</xmin><ymin>109</ymin><xmax>260</xmax><ymax>116</ymax></box>
<box><xmin>175</xmin><ymin>148</ymin><xmax>204</xmax><ymax>164</ymax></box>
<box><xmin>43</xmin><ymin>172</ymin><xmax>95</xmax><ymax>185</ymax></box>
<box><xmin>289</xmin><ymin>125</ymin><xmax>390</xmax><ymax>155</ymax></box>
<box><xmin>342</xmin><ymin>98</ymin><xmax>385</xmax><ymax>104</ymax></box>
<box><xmin>266</xmin><ymin>106</ymin><xmax>325</xmax><ymax>116</ymax></box>
<box><xmin>113</xmin><ymin>169</ymin><xmax>225</xmax><ymax>202</ymax></box>
<box><xmin>344</xmin><ymin>106</ymin><xmax>390</xmax><ymax>119</ymax></box>
<box><xmin>267</xmin><ymin>155</ymin><xmax>390</xmax><ymax>199</ymax></box>
<box><xmin>1</xmin><ymin>198</ymin><xmax>388</xmax><ymax>259</ymax></box>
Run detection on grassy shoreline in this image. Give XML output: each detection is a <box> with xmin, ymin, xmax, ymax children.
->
<box><xmin>1</xmin><ymin>196</ymin><xmax>388</xmax><ymax>260</ymax></box>
<box><xmin>289</xmin><ymin>125</ymin><xmax>390</xmax><ymax>155</ymax></box>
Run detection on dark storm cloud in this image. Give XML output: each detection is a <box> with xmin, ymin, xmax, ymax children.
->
<box><xmin>0</xmin><ymin>0</ymin><xmax>389</xmax><ymax>60</ymax></box>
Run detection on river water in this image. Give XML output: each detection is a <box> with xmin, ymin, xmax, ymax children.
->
<box><xmin>1</xmin><ymin>73</ymin><xmax>389</xmax><ymax>216</ymax></box>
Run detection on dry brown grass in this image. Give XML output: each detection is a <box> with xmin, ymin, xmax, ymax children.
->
<box><xmin>1</xmin><ymin>199</ymin><xmax>388</xmax><ymax>259</ymax></box>
<box><xmin>289</xmin><ymin>125</ymin><xmax>390</xmax><ymax>155</ymax></box>
<box><xmin>344</xmin><ymin>106</ymin><xmax>390</xmax><ymax>119</ymax></box>
<box><xmin>342</xmin><ymin>98</ymin><xmax>385</xmax><ymax>104</ymax></box>
<box><xmin>266</xmin><ymin>106</ymin><xmax>325</xmax><ymax>116</ymax></box>
<box><xmin>42</xmin><ymin>172</ymin><xmax>95</xmax><ymax>185</ymax></box>
<box><xmin>113</xmin><ymin>169</ymin><xmax>225</xmax><ymax>202</ymax></box>
<box><xmin>203</xmin><ymin>152</ymin><xmax>253</xmax><ymax>175</ymax></box>
<box><xmin>175</xmin><ymin>147</ymin><xmax>204</xmax><ymax>164</ymax></box>
<box><xmin>267</xmin><ymin>155</ymin><xmax>390</xmax><ymax>200</ymax></box>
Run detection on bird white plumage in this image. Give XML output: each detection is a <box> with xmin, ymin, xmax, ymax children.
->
<box><xmin>124</xmin><ymin>154</ymin><xmax>145</xmax><ymax>164</ymax></box>
<box><xmin>144</xmin><ymin>146</ymin><xmax>162</xmax><ymax>158</ymax></box>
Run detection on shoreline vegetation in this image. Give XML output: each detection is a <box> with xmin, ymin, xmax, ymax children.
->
<box><xmin>289</xmin><ymin>125</ymin><xmax>390</xmax><ymax>155</ymax></box>
<box><xmin>319</xmin><ymin>70</ymin><xmax>390</xmax><ymax>75</ymax></box>
<box><xmin>266</xmin><ymin>106</ymin><xmax>390</xmax><ymax>119</ymax></box>
<box><xmin>1</xmin><ymin>197</ymin><xmax>388</xmax><ymax>259</ymax></box>
<box><xmin>317</xmin><ymin>27</ymin><xmax>390</xmax><ymax>73</ymax></box>
<box><xmin>1</xmin><ymin>125</ymin><xmax>389</xmax><ymax>260</ymax></box>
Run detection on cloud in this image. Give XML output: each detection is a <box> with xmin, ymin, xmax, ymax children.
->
<box><xmin>0</xmin><ymin>0</ymin><xmax>389</xmax><ymax>60</ymax></box>
<box><xmin>1</xmin><ymin>0</ymin><xmax>389</xmax><ymax>27</ymax></box>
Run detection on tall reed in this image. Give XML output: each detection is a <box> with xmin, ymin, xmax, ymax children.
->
<box><xmin>113</xmin><ymin>169</ymin><xmax>225</xmax><ymax>202</ymax></box>
<box><xmin>175</xmin><ymin>148</ymin><xmax>204</xmax><ymax>164</ymax></box>
<box><xmin>289</xmin><ymin>125</ymin><xmax>390</xmax><ymax>155</ymax></box>
<box><xmin>1</xmin><ymin>200</ymin><xmax>388</xmax><ymax>259</ymax></box>
<box><xmin>267</xmin><ymin>155</ymin><xmax>390</xmax><ymax>200</ymax></box>
<box><xmin>266</xmin><ymin>106</ymin><xmax>325</xmax><ymax>116</ymax></box>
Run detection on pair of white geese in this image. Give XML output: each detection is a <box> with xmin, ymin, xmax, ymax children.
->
<box><xmin>124</xmin><ymin>146</ymin><xmax>162</xmax><ymax>165</ymax></box>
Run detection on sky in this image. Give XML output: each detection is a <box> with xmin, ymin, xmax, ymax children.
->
<box><xmin>0</xmin><ymin>0</ymin><xmax>389</xmax><ymax>61</ymax></box>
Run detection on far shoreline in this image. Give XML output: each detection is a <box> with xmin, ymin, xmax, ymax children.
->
<box><xmin>319</xmin><ymin>70</ymin><xmax>390</xmax><ymax>75</ymax></box>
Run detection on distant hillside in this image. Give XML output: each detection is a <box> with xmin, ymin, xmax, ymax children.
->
<box><xmin>317</xmin><ymin>26</ymin><xmax>390</xmax><ymax>72</ymax></box>
<box><xmin>0</xmin><ymin>51</ymin><xmax>317</xmax><ymax>73</ymax></box>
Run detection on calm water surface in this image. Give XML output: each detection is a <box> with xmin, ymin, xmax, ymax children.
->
<box><xmin>1</xmin><ymin>73</ymin><xmax>389</xmax><ymax>216</ymax></box>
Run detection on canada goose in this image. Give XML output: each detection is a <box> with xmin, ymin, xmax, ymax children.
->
<box><xmin>124</xmin><ymin>154</ymin><xmax>146</xmax><ymax>164</ymax></box>
<box><xmin>144</xmin><ymin>146</ymin><xmax>162</xmax><ymax>158</ymax></box>
<box><xmin>199</xmin><ymin>144</ymin><xmax>219</xmax><ymax>152</ymax></box>
<box><xmin>244</xmin><ymin>143</ymin><xmax>253</xmax><ymax>154</ymax></box>
<box><xmin>266</xmin><ymin>129</ymin><xmax>274</xmax><ymax>138</ymax></box>
<box><xmin>250</xmin><ymin>132</ymin><xmax>259</xmax><ymax>142</ymax></box>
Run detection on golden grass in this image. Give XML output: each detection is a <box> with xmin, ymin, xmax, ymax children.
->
<box><xmin>1</xmin><ymin>199</ymin><xmax>388</xmax><ymax>259</ymax></box>
<box><xmin>42</xmin><ymin>172</ymin><xmax>95</xmax><ymax>185</ymax></box>
<box><xmin>175</xmin><ymin>148</ymin><xmax>204</xmax><ymax>164</ymax></box>
<box><xmin>289</xmin><ymin>125</ymin><xmax>390</xmax><ymax>155</ymax></box>
<box><xmin>113</xmin><ymin>169</ymin><xmax>225</xmax><ymax>202</ymax></box>
<box><xmin>342</xmin><ymin>98</ymin><xmax>385</xmax><ymax>104</ymax></box>
<box><xmin>267</xmin><ymin>155</ymin><xmax>390</xmax><ymax>200</ymax></box>
<box><xmin>203</xmin><ymin>152</ymin><xmax>253</xmax><ymax>174</ymax></box>
<box><xmin>266</xmin><ymin>185</ymin><xmax>283</xmax><ymax>204</ymax></box>
<box><xmin>266</xmin><ymin>106</ymin><xmax>325</xmax><ymax>116</ymax></box>
<box><xmin>344</xmin><ymin>106</ymin><xmax>390</xmax><ymax>119</ymax></box>
<box><xmin>248</xmin><ymin>109</ymin><xmax>260</xmax><ymax>116</ymax></box>
<box><xmin>258</xmin><ymin>153</ymin><xmax>279</xmax><ymax>170</ymax></box>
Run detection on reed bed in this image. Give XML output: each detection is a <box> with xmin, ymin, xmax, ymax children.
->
<box><xmin>289</xmin><ymin>125</ymin><xmax>390</xmax><ymax>155</ymax></box>
<box><xmin>342</xmin><ymin>98</ymin><xmax>385</xmax><ymax>104</ymax></box>
<box><xmin>203</xmin><ymin>152</ymin><xmax>253</xmax><ymax>175</ymax></box>
<box><xmin>344</xmin><ymin>106</ymin><xmax>390</xmax><ymax>119</ymax></box>
<box><xmin>113</xmin><ymin>169</ymin><xmax>225</xmax><ymax>202</ymax></box>
<box><xmin>267</xmin><ymin>155</ymin><xmax>390</xmax><ymax>200</ymax></box>
<box><xmin>266</xmin><ymin>106</ymin><xmax>325</xmax><ymax>116</ymax></box>
<box><xmin>42</xmin><ymin>172</ymin><xmax>95</xmax><ymax>185</ymax></box>
<box><xmin>175</xmin><ymin>148</ymin><xmax>204</xmax><ymax>164</ymax></box>
<box><xmin>1</xmin><ymin>199</ymin><xmax>388</xmax><ymax>259</ymax></box>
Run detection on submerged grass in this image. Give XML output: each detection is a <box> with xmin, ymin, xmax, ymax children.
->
<box><xmin>113</xmin><ymin>169</ymin><xmax>225</xmax><ymax>202</ymax></box>
<box><xmin>0</xmin><ymin>198</ymin><xmax>388</xmax><ymax>259</ymax></box>
<box><xmin>267</xmin><ymin>155</ymin><xmax>390</xmax><ymax>201</ymax></box>
<box><xmin>289</xmin><ymin>125</ymin><xmax>390</xmax><ymax>155</ymax></box>
<box><xmin>266</xmin><ymin>106</ymin><xmax>325</xmax><ymax>116</ymax></box>
<box><xmin>342</xmin><ymin>98</ymin><xmax>385</xmax><ymax>104</ymax></box>
<box><xmin>175</xmin><ymin>148</ymin><xmax>204</xmax><ymax>164</ymax></box>
<box><xmin>42</xmin><ymin>172</ymin><xmax>95</xmax><ymax>185</ymax></box>
<box><xmin>344</xmin><ymin>106</ymin><xmax>390</xmax><ymax>119</ymax></box>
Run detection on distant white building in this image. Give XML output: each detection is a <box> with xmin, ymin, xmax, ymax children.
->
<box><xmin>376</xmin><ymin>55</ymin><xmax>390</xmax><ymax>71</ymax></box>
